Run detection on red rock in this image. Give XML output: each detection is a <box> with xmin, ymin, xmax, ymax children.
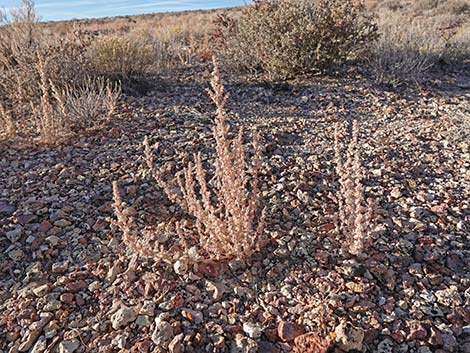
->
<box><xmin>65</xmin><ymin>280</ymin><xmax>86</xmax><ymax>293</ymax></box>
<box><xmin>406</xmin><ymin>320</ymin><xmax>427</xmax><ymax>341</ymax></box>
<box><xmin>133</xmin><ymin>339</ymin><xmax>152</xmax><ymax>353</ymax></box>
<box><xmin>39</xmin><ymin>220</ymin><xmax>53</xmax><ymax>233</ymax></box>
<box><xmin>196</xmin><ymin>262</ymin><xmax>222</xmax><ymax>277</ymax></box>
<box><xmin>265</xmin><ymin>327</ymin><xmax>278</xmax><ymax>342</ymax></box>
<box><xmin>277</xmin><ymin>320</ymin><xmax>304</xmax><ymax>342</ymax></box>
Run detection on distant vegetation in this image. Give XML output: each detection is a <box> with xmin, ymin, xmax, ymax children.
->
<box><xmin>0</xmin><ymin>0</ymin><xmax>469</xmax><ymax>143</ymax></box>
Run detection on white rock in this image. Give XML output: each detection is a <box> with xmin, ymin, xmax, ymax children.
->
<box><xmin>151</xmin><ymin>319</ymin><xmax>173</xmax><ymax>348</ymax></box>
<box><xmin>334</xmin><ymin>321</ymin><xmax>364</xmax><ymax>352</ymax></box>
<box><xmin>59</xmin><ymin>339</ymin><xmax>80</xmax><ymax>353</ymax></box>
<box><xmin>243</xmin><ymin>322</ymin><xmax>263</xmax><ymax>339</ymax></box>
<box><xmin>110</xmin><ymin>306</ymin><xmax>138</xmax><ymax>329</ymax></box>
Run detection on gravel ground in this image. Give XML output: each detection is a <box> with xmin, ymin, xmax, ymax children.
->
<box><xmin>1</xmin><ymin>66</ymin><xmax>469</xmax><ymax>353</ymax></box>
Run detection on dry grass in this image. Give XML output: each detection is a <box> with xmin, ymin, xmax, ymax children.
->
<box><xmin>113</xmin><ymin>58</ymin><xmax>266</xmax><ymax>268</ymax></box>
<box><xmin>369</xmin><ymin>13</ymin><xmax>449</xmax><ymax>85</ymax></box>
<box><xmin>334</xmin><ymin>120</ymin><xmax>374</xmax><ymax>257</ymax></box>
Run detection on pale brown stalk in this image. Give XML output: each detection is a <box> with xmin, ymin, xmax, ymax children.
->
<box><xmin>334</xmin><ymin>120</ymin><xmax>373</xmax><ymax>257</ymax></box>
<box><xmin>118</xmin><ymin>57</ymin><xmax>265</xmax><ymax>266</ymax></box>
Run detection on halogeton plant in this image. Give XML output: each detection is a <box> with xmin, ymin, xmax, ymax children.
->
<box><xmin>334</xmin><ymin>120</ymin><xmax>374</xmax><ymax>257</ymax></box>
<box><xmin>113</xmin><ymin>58</ymin><xmax>266</xmax><ymax>268</ymax></box>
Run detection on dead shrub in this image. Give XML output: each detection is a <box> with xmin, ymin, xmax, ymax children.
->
<box><xmin>112</xmin><ymin>58</ymin><xmax>266</xmax><ymax>268</ymax></box>
<box><xmin>334</xmin><ymin>120</ymin><xmax>374</xmax><ymax>258</ymax></box>
<box><xmin>214</xmin><ymin>0</ymin><xmax>378</xmax><ymax>78</ymax></box>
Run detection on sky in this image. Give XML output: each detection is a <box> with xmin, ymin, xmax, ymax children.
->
<box><xmin>0</xmin><ymin>0</ymin><xmax>248</xmax><ymax>21</ymax></box>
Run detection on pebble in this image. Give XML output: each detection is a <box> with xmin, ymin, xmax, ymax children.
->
<box><xmin>435</xmin><ymin>286</ymin><xmax>462</xmax><ymax>306</ymax></box>
<box><xmin>151</xmin><ymin>319</ymin><xmax>173</xmax><ymax>348</ymax></box>
<box><xmin>230</xmin><ymin>333</ymin><xmax>258</xmax><ymax>353</ymax></box>
<box><xmin>59</xmin><ymin>339</ymin><xmax>80</xmax><ymax>353</ymax></box>
<box><xmin>243</xmin><ymin>322</ymin><xmax>263</xmax><ymax>339</ymax></box>
<box><xmin>377</xmin><ymin>338</ymin><xmax>394</xmax><ymax>353</ymax></box>
<box><xmin>277</xmin><ymin>320</ymin><xmax>304</xmax><ymax>342</ymax></box>
<box><xmin>334</xmin><ymin>321</ymin><xmax>364</xmax><ymax>352</ymax></box>
<box><xmin>8</xmin><ymin>249</ymin><xmax>24</xmax><ymax>261</ymax></box>
<box><xmin>110</xmin><ymin>306</ymin><xmax>138</xmax><ymax>329</ymax></box>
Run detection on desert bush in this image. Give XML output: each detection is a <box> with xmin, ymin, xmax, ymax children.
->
<box><xmin>334</xmin><ymin>120</ymin><xmax>373</xmax><ymax>257</ymax></box>
<box><xmin>88</xmin><ymin>36</ymin><xmax>154</xmax><ymax>81</ymax></box>
<box><xmin>214</xmin><ymin>0</ymin><xmax>378</xmax><ymax>78</ymax></box>
<box><xmin>445</xmin><ymin>22</ymin><xmax>470</xmax><ymax>64</ymax></box>
<box><xmin>369</xmin><ymin>13</ymin><xmax>448</xmax><ymax>86</ymax></box>
<box><xmin>0</xmin><ymin>0</ymin><xmax>93</xmax><ymax>140</ymax></box>
<box><xmin>113</xmin><ymin>58</ymin><xmax>266</xmax><ymax>268</ymax></box>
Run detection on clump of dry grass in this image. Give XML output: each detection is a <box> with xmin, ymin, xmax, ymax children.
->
<box><xmin>88</xmin><ymin>36</ymin><xmax>154</xmax><ymax>81</ymax></box>
<box><xmin>334</xmin><ymin>120</ymin><xmax>373</xmax><ymax>257</ymax></box>
<box><xmin>369</xmin><ymin>13</ymin><xmax>448</xmax><ymax>86</ymax></box>
<box><xmin>113</xmin><ymin>58</ymin><xmax>266</xmax><ymax>268</ymax></box>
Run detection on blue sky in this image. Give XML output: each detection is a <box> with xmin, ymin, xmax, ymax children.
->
<box><xmin>0</xmin><ymin>0</ymin><xmax>248</xmax><ymax>21</ymax></box>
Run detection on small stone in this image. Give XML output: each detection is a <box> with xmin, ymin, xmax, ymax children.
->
<box><xmin>334</xmin><ymin>321</ymin><xmax>364</xmax><ymax>352</ymax></box>
<box><xmin>52</xmin><ymin>261</ymin><xmax>68</xmax><ymax>273</ymax></box>
<box><xmin>243</xmin><ymin>322</ymin><xmax>263</xmax><ymax>339</ymax></box>
<box><xmin>442</xmin><ymin>334</ymin><xmax>457</xmax><ymax>352</ymax></box>
<box><xmin>46</xmin><ymin>235</ymin><xmax>61</xmax><ymax>246</ymax></box>
<box><xmin>59</xmin><ymin>339</ymin><xmax>80</xmax><ymax>353</ymax></box>
<box><xmin>181</xmin><ymin>308</ymin><xmax>203</xmax><ymax>324</ymax></box>
<box><xmin>32</xmin><ymin>284</ymin><xmax>49</xmax><ymax>297</ymax></box>
<box><xmin>377</xmin><ymin>338</ymin><xmax>394</xmax><ymax>353</ymax></box>
<box><xmin>151</xmin><ymin>319</ymin><xmax>173</xmax><ymax>348</ymax></box>
<box><xmin>8</xmin><ymin>249</ymin><xmax>24</xmax><ymax>261</ymax></box>
<box><xmin>205</xmin><ymin>280</ymin><xmax>227</xmax><ymax>301</ymax></box>
<box><xmin>53</xmin><ymin>219</ymin><xmax>72</xmax><ymax>228</ymax></box>
<box><xmin>418</xmin><ymin>347</ymin><xmax>432</xmax><ymax>353</ymax></box>
<box><xmin>30</xmin><ymin>336</ymin><xmax>47</xmax><ymax>353</ymax></box>
<box><xmin>0</xmin><ymin>200</ymin><xmax>15</xmax><ymax>216</ymax></box>
<box><xmin>139</xmin><ymin>301</ymin><xmax>155</xmax><ymax>316</ymax></box>
<box><xmin>230</xmin><ymin>333</ymin><xmax>258</xmax><ymax>353</ymax></box>
<box><xmin>60</xmin><ymin>293</ymin><xmax>74</xmax><ymax>304</ymax></box>
<box><xmin>111</xmin><ymin>306</ymin><xmax>138</xmax><ymax>330</ymax></box>
<box><xmin>6</xmin><ymin>226</ymin><xmax>22</xmax><ymax>243</ymax></box>
<box><xmin>168</xmin><ymin>333</ymin><xmax>184</xmax><ymax>353</ymax></box>
<box><xmin>428</xmin><ymin>326</ymin><xmax>443</xmax><ymax>346</ymax></box>
<box><xmin>135</xmin><ymin>315</ymin><xmax>152</xmax><ymax>327</ymax></box>
<box><xmin>435</xmin><ymin>286</ymin><xmax>462</xmax><ymax>307</ymax></box>
<box><xmin>407</xmin><ymin>320</ymin><xmax>428</xmax><ymax>341</ymax></box>
<box><xmin>65</xmin><ymin>280</ymin><xmax>86</xmax><ymax>293</ymax></box>
<box><xmin>277</xmin><ymin>320</ymin><xmax>304</xmax><ymax>342</ymax></box>
<box><xmin>173</xmin><ymin>259</ymin><xmax>188</xmax><ymax>275</ymax></box>
<box><xmin>112</xmin><ymin>333</ymin><xmax>128</xmax><ymax>349</ymax></box>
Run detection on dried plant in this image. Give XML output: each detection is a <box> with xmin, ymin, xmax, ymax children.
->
<box><xmin>214</xmin><ymin>0</ymin><xmax>378</xmax><ymax>78</ymax></box>
<box><xmin>61</xmin><ymin>76</ymin><xmax>121</xmax><ymax>130</ymax></box>
<box><xmin>0</xmin><ymin>103</ymin><xmax>16</xmax><ymax>139</ymax></box>
<box><xmin>114</xmin><ymin>58</ymin><xmax>265</xmax><ymax>267</ymax></box>
<box><xmin>369</xmin><ymin>13</ymin><xmax>448</xmax><ymax>86</ymax></box>
<box><xmin>334</xmin><ymin>120</ymin><xmax>373</xmax><ymax>257</ymax></box>
<box><xmin>31</xmin><ymin>56</ymin><xmax>67</xmax><ymax>144</ymax></box>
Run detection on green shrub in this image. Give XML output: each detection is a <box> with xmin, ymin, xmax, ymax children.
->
<box><xmin>214</xmin><ymin>0</ymin><xmax>378</xmax><ymax>78</ymax></box>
